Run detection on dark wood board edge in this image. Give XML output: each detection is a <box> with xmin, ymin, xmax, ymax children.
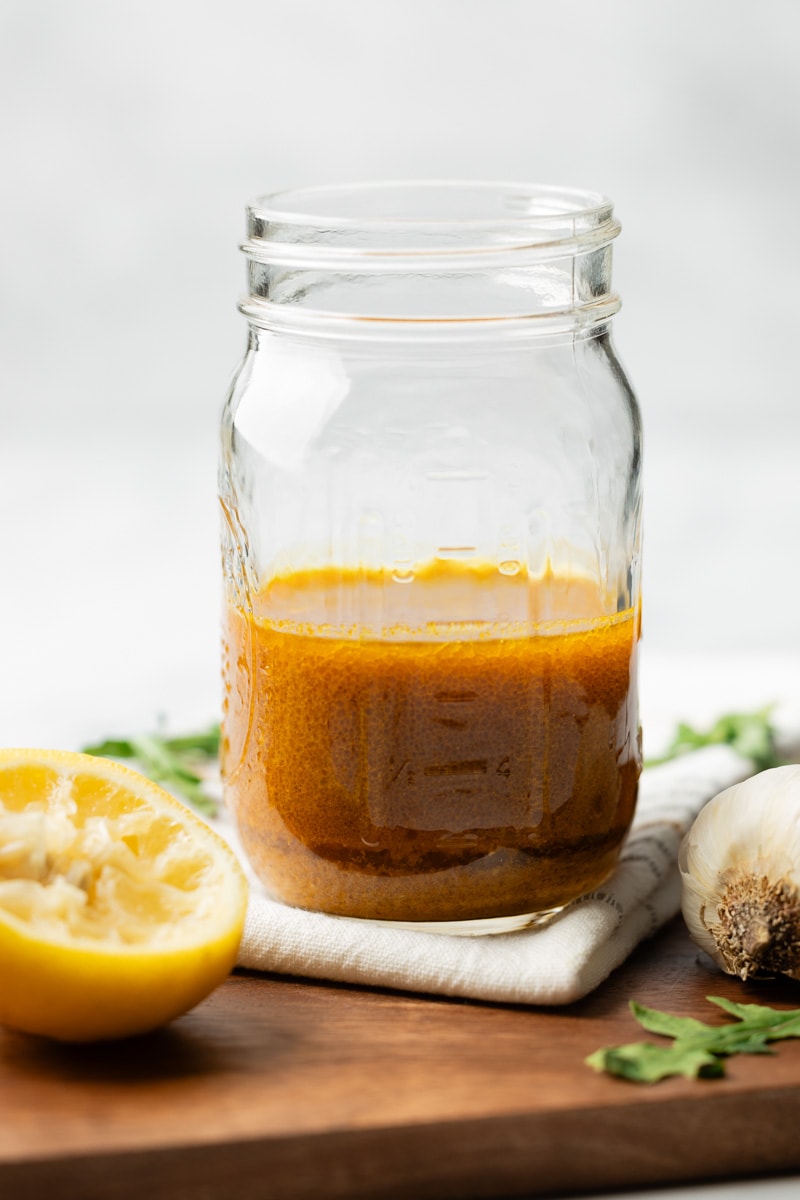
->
<box><xmin>4</xmin><ymin>1085</ymin><xmax>800</xmax><ymax>1200</ymax></box>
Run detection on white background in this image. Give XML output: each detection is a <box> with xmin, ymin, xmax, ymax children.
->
<box><xmin>2</xmin><ymin>0</ymin><xmax>800</xmax><ymax>751</ymax></box>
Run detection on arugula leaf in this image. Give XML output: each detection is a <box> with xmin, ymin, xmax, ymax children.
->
<box><xmin>629</xmin><ymin>1001</ymin><xmax>713</xmax><ymax>1040</ymax></box>
<box><xmin>586</xmin><ymin>1040</ymin><xmax>724</xmax><ymax>1083</ymax></box>
<box><xmin>645</xmin><ymin>705</ymin><xmax>780</xmax><ymax>772</ymax></box>
<box><xmin>708</xmin><ymin>996</ymin><xmax>800</xmax><ymax>1039</ymax></box>
<box><xmin>587</xmin><ymin>996</ymin><xmax>800</xmax><ymax>1083</ymax></box>
<box><xmin>81</xmin><ymin>725</ymin><xmax>221</xmax><ymax>817</ymax></box>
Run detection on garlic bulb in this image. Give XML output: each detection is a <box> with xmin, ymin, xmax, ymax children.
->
<box><xmin>679</xmin><ymin>765</ymin><xmax>800</xmax><ymax>981</ymax></box>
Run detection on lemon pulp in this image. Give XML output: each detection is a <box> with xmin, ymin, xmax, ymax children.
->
<box><xmin>0</xmin><ymin>749</ymin><xmax>248</xmax><ymax>1041</ymax></box>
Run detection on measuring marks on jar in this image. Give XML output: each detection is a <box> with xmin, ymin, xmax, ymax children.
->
<box><xmin>380</xmin><ymin>687</ymin><xmax>519</xmax><ymax>834</ymax></box>
<box><xmin>424</xmin><ymin>468</ymin><xmax>485</xmax><ymax>564</ymax></box>
<box><xmin>426</xmin><ymin>468</ymin><xmax>527</xmax><ymax>575</ymax></box>
<box><xmin>381</xmin><ymin>467</ymin><xmax>532</xmax><ymax>628</ymax></box>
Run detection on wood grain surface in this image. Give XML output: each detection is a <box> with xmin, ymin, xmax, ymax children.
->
<box><xmin>2</xmin><ymin>918</ymin><xmax>800</xmax><ymax>1200</ymax></box>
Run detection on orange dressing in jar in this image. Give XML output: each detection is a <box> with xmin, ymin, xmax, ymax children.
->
<box><xmin>222</xmin><ymin>561</ymin><xmax>640</xmax><ymax>927</ymax></box>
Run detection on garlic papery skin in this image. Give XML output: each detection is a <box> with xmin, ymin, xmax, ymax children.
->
<box><xmin>679</xmin><ymin>765</ymin><xmax>800</xmax><ymax>982</ymax></box>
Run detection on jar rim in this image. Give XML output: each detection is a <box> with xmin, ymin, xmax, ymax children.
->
<box><xmin>247</xmin><ymin>180</ymin><xmax>614</xmax><ymax>236</ymax></box>
<box><xmin>241</xmin><ymin>181</ymin><xmax>621</xmax><ymax>331</ymax></box>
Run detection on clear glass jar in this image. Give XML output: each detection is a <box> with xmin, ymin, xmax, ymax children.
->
<box><xmin>220</xmin><ymin>182</ymin><xmax>642</xmax><ymax>934</ymax></box>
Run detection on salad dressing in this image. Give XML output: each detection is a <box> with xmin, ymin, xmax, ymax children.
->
<box><xmin>222</xmin><ymin>561</ymin><xmax>640</xmax><ymax>924</ymax></box>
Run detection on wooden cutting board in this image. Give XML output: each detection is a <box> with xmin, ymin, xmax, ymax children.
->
<box><xmin>2</xmin><ymin>917</ymin><xmax>800</xmax><ymax>1200</ymax></box>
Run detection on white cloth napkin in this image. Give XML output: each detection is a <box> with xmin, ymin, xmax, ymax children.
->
<box><xmin>230</xmin><ymin>745</ymin><xmax>750</xmax><ymax>1005</ymax></box>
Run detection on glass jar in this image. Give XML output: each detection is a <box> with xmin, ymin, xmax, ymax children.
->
<box><xmin>220</xmin><ymin>182</ymin><xmax>642</xmax><ymax>934</ymax></box>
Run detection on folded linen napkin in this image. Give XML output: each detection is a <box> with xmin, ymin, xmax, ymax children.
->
<box><xmin>229</xmin><ymin>745</ymin><xmax>750</xmax><ymax>1005</ymax></box>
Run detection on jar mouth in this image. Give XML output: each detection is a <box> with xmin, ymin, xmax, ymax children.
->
<box><xmin>241</xmin><ymin>181</ymin><xmax>621</xmax><ymax>330</ymax></box>
<box><xmin>245</xmin><ymin>180</ymin><xmax>619</xmax><ymax>262</ymax></box>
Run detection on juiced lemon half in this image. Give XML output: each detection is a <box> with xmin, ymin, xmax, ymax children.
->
<box><xmin>0</xmin><ymin>748</ymin><xmax>248</xmax><ymax>1041</ymax></box>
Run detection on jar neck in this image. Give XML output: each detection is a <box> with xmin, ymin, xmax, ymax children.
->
<box><xmin>239</xmin><ymin>182</ymin><xmax>621</xmax><ymax>335</ymax></box>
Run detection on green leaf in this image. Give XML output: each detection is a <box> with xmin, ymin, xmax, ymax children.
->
<box><xmin>629</xmin><ymin>1000</ymin><xmax>713</xmax><ymax>1039</ymax></box>
<box><xmin>162</xmin><ymin>727</ymin><xmax>221</xmax><ymax>757</ymax></box>
<box><xmin>645</xmin><ymin>705</ymin><xmax>781</xmax><ymax>771</ymax></box>
<box><xmin>708</xmin><ymin>996</ymin><xmax>787</xmax><ymax>1023</ymax></box>
<box><xmin>81</xmin><ymin>738</ymin><xmax>136</xmax><ymax>759</ymax></box>
<box><xmin>587</xmin><ymin>995</ymin><xmax>800</xmax><ymax>1083</ymax></box>
<box><xmin>707</xmin><ymin>996</ymin><xmax>800</xmax><ymax>1039</ymax></box>
<box><xmin>81</xmin><ymin>725</ymin><xmax>221</xmax><ymax>817</ymax></box>
<box><xmin>586</xmin><ymin>1040</ymin><xmax>724</xmax><ymax>1083</ymax></box>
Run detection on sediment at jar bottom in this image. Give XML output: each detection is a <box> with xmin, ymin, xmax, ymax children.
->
<box><xmin>233</xmin><ymin>810</ymin><xmax>635</xmax><ymax>923</ymax></box>
<box><xmin>221</xmin><ymin>562</ymin><xmax>641</xmax><ymax>924</ymax></box>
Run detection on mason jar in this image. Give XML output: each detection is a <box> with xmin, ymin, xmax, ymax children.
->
<box><xmin>220</xmin><ymin>182</ymin><xmax>642</xmax><ymax>934</ymax></box>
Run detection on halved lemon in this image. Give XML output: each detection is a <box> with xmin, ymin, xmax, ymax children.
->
<box><xmin>0</xmin><ymin>748</ymin><xmax>248</xmax><ymax>1041</ymax></box>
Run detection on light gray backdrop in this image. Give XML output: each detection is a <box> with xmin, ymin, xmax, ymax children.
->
<box><xmin>2</xmin><ymin>0</ymin><xmax>798</xmax><ymax>748</ymax></box>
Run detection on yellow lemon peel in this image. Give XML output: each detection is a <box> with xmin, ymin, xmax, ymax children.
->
<box><xmin>0</xmin><ymin>748</ymin><xmax>248</xmax><ymax>1041</ymax></box>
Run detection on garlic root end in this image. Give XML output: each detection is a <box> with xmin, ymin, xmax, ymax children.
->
<box><xmin>712</xmin><ymin>875</ymin><xmax>800</xmax><ymax>981</ymax></box>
